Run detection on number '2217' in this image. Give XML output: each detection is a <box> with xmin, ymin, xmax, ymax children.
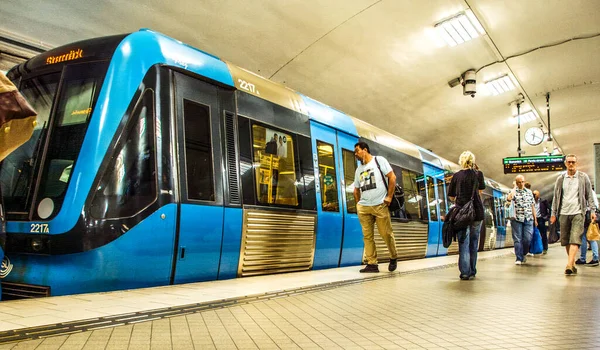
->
<box><xmin>30</xmin><ymin>224</ymin><xmax>49</xmax><ymax>233</ymax></box>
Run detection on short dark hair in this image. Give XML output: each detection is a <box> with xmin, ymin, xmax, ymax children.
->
<box><xmin>354</xmin><ymin>141</ymin><xmax>370</xmax><ymax>153</ymax></box>
<box><xmin>524</xmin><ymin>182</ymin><xmax>531</xmax><ymax>189</ymax></box>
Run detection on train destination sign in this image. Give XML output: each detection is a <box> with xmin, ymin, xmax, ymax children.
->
<box><xmin>503</xmin><ymin>155</ymin><xmax>566</xmax><ymax>174</ymax></box>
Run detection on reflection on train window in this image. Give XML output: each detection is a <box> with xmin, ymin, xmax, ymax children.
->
<box><xmin>426</xmin><ymin>176</ymin><xmax>438</xmax><ymax>221</ymax></box>
<box><xmin>251</xmin><ymin>125</ymin><xmax>298</xmax><ymax>206</ymax></box>
<box><xmin>316</xmin><ymin>141</ymin><xmax>339</xmax><ymax>212</ymax></box>
<box><xmin>342</xmin><ymin>149</ymin><xmax>357</xmax><ymax>213</ymax></box>
<box><xmin>183</xmin><ymin>100</ymin><xmax>214</xmax><ymax>201</ymax></box>
<box><xmin>57</xmin><ymin>79</ymin><xmax>96</xmax><ymax>126</ymax></box>
<box><xmin>90</xmin><ymin>89</ymin><xmax>157</xmax><ymax>219</ymax></box>
<box><xmin>401</xmin><ymin>169</ymin><xmax>423</xmax><ymax>220</ymax></box>
<box><xmin>483</xmin><ymin>196</ymin><xmax>495</xmax><ymax>228</ymax></box>
<box><xmin>435</xmin><ymin>178</ymin><xmax>447</xmax><ymax>219</ymax></box>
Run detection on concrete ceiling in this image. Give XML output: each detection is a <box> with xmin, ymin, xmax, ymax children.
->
<box><xmin>2</xmin><ymin>0</ymin><xmax>600</xmax><ymax>200</ymax></box>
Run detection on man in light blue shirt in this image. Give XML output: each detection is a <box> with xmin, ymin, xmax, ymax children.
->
<box><xmin>353</xmin><ymin>142</ymin><xmax>398</xmax><ymax>273</ymax></box>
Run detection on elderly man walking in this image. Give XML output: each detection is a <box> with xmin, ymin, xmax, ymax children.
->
<box><xmin>550</xmin><ymin>154</ymin><xmax>597</xmax><ymax>275</ymax></box>
<box><xmin>507</xmin><ymin>175</ymin><xmax>537</xmax><ymax>265</ymax></box>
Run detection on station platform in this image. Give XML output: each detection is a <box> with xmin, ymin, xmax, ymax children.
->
<box><xmin>0</xmin><ymin>245</ymin><xmax>598</xmax><ymax>349</ymax></box>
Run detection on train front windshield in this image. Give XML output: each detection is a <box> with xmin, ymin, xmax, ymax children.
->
<box><xmin>1</xmin><ymin>61</ymin><xmax>109</xmax><ymax>221</ymax></box>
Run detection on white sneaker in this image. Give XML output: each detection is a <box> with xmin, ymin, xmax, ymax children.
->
<box><xmin>522</xmin><ymin>256</ymin><xmax>527</xmax><ymax>264</ymax></box>
<box><xmin>527</xmin><ymin>253</ymin><xmax>534</xmax><ymax>257</ymax></box>
<box><xmin>515</xmin><ymin>261</ymin><xmax>522</xmax><ymax>265</ymax></box>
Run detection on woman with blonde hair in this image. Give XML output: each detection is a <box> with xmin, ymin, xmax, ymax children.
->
<box><xmin>447</xmin><ymin>151</ymin><xmax>486</xmax><ymax>280</ymax></box>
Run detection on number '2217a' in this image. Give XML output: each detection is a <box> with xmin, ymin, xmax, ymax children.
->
<box><xmin>30</xmin><ymin>224</ymin><xmax>49</xmax><ymax>233</ymax></box>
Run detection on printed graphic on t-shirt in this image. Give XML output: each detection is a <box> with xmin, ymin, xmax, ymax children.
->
<box><xmin>359</xmin><ymin>168</ymin><xmax>377</xmax><ymax>192</ymax></box>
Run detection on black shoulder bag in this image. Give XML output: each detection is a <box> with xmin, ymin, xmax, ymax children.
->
<box><xmin>374</xmin><ymin>157</ymin><xmax>404</xmax><ymax>212</ymax></box>
<box><xmin>452</xmin><ymin>172</ymin><xmax>479</xmax><ymax>230</ymax></box>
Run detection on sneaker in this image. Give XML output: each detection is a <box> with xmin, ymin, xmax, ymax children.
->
<box><xmin>469</xmin><ymin>274</ymin><xmax>476</xmax><ymax>280</ymax></box>
<box><xmin>542</xmin><ymin>250</ymin><xmax>548</xmax><ymax>255</ymax></box>
<box><xmin>587</xmin><ymin>260</ymin><xmax>599</xmax><ymax>267</ymax></box>
<box><xmin>522</xmin><ymin>256</ymin><xmax>527</xmax><ymax>264</ymax></box>
<box><xmin>565</xmin><ymin>266</ymin><xmax>574</xmax><ymax>275</ymax></box>
<box><xmin>459</xmin><ymin>275</ymin><xmax>470</xmax><ymax>280</ymax></box>
<box><xmin>515</xmin><ymin>261</ymin><xmax>522</xmax><ymax>265</ymax></box>
<box><xmin>359</xmin><ymin>264</ymin><xmax>379</xmax><ymax>273</ymax></box>
<box><xmin>388</xmin><ymin>258</ymin><xmax>397</xmax><ymax>272</ymax></box>
<box><xmin>527</xmin><ymin>253</ymin><xmax>534</xmax><ymax>257</ymax></box>
<box><xmin>572</xmin><ymin>265</ymin><xmax>578</xmax><ymax>274</ymax></box>
<box><xmin>575</xmin><ymin>258</ymin><xmax>586</xmax><ymax>265</ymax></box>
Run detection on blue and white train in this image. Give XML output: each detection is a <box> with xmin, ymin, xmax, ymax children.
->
<box><xmin>1</xmin><ymin>30</ymin><xmax>513</xmax><ymax>298</ymax></box>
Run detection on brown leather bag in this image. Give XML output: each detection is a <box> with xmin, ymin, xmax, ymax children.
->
<box><xmin>0</xmin><ymin>73</ymin><xmax>37</xmax><ymax>126</ymax></box>
<box><xmin>0</xmin><ymin>73</ymin><xmax>38</xmax><ymax>162</ymax></box>
<box><xmin>587</xmin><ymin>222</ymin><xmax>600</xmax><ymax>241</ymax></box>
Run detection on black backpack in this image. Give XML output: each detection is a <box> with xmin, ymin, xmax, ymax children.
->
<box><xmin>374</xmin><ymin>157</ymin><xmax>405</xmax><ymax>212</ymax></box>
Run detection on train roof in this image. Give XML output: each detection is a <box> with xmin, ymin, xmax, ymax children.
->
<box><xmin>9</xmin><ymin>29</ymin><xmax>494</xmax><ymax>182</ymax></box>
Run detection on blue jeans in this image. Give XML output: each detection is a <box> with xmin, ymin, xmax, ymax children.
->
<box><xmin>580</xmin><ymin>227</ymin><xmax>599</xmax><ymax>261</ymax></box>
<box><xmin>511</xmin><ymin>219</ymin><xmax>534</xmax><ymax>262</ymax></box>
<box><xmin>457</xmin><ymin>220</ymin><xmax>482</xmax><ymax>277</ymax></box>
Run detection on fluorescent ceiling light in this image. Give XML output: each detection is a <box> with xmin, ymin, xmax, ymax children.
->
<box><xmin>485</xmin><ymin>75</ymin><xmax>516</xmax><ymax>95</ymax></box>
<box><xmin>435</xmin><ymin>10</ymin><xmax>486</xmax><ymax>47</ymax></box>
<box><xmin>510</xmin><ymin>111</ymin><xmax>537</xmax><ymax>124</ymax></box>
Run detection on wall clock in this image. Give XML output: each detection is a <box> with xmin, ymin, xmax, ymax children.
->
<box><xmin>525</xmin><ymin>127</ymin><xmax>544</xmax><ymax>146</ymax></box>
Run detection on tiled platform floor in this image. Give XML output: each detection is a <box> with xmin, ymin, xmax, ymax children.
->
<box><xmin>0</xmin><ymin>245</ymin><xmax>599</xmax><ymax>349</ymax></box>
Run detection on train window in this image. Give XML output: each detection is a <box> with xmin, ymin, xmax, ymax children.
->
<box><xmin>435</xmin><ymin>178</ymin><xmax>447</xmax><ymax>218</ymax></box>
<box><xmin>251</xmin><ymin>124</ymin><xmax>298</xmax><ymax>206</ymax></box>
<box><xmin>33</xmin><ymin>62</ymin><xmax>108</xmax><ymax>220</ymax></box>
<box><xmin>0</xmin><ymin>73</ymin><xmax>60</xmax><ymax>217</ymax></box>
<box><xmin>402</xmin><ymin>169</ymin><xmax>423</xmax><ymax>220</ymax></box>
<box><xmin>426</xmin><ymin>176</ymin><xmax>438</xmax><ymax>221</ymax></box>
<box><xmin>483</xmin><ymin>196</ymin><xmax>495</xmax><ymax>228</ymax></box>
<box><xmin>183</xmin><ymin>100</ymin><xmax>214</xmax><ymax>201</ymax></box>
<box><xmin>57</xmin><ymin>79</ymin><xmax>96</xmax><ymax>126</ymax></box>
<box><xmin>316</xmin><ymin>141</ymin><xmax>339</xmax><ymax>212</ymax></box>
<box><xmin>342</xmin><ymin>149</ymin><xmax>357</xmax><ymax>213</ymax></box>
<box><xmin>296</xmin><ymin>136</ymin><xmax>317</xmax><ymax>211</ymax></box>
<box><xmin>90</xmin><ymin>89</ymin><xmax>157</xmax><ymax>219</ymax></box>
<box><xmin>388</xmin><ymin>164</ymin><xmax>406</xmax><ymax>219</ymax></box>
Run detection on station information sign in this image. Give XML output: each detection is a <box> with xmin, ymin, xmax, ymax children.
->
<box><xmin>503</xmin><ymin>155</ymin><xmax>566</xmax><ymax>174</ymax></box>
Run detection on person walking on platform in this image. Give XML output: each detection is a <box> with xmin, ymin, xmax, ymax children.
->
<box><xmin>533</xmin><ymin>190</ymin><xmax>550</xmax><ymax>254</ymax></box>
<box><xmin>551</xmin><ymin>154</ymin><xmax>597</xmax><ymax>275</ymax></box>
<box><xmin>576</xmin><ymin>189</ymin><xmax>599</xmax><ymax>267</ymax></box>
<box><xmin>447</xmin><ymin>151</ymin><xmax>485</xmax><ymax>280</ymax></box>
<box><xmin>353</xmin><ymin>142</ymin><xmax>398</xmax><ymax>273</ymax></box>
<box><xmin>506</xmin><ymin>175</ymin><xmax>537</xmax><ymax>265</ymax></box>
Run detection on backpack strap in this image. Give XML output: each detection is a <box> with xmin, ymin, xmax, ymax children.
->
<box><xmin>374</xmin><ymin>156</ymin><xmax>389</xmax><ymax>191</ymax></box>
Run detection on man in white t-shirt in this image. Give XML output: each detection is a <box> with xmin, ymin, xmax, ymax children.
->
<box><xmin>551</xmin><ymin>154</ymin><xmax>597</xmax><ymax>275</ymax></box>
<box><xmin>353</xmin><ymin>142</ymin><xmax>398</xmax><ymax>273</ymax></box>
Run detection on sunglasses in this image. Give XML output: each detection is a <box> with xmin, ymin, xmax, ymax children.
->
<box><xmin>566</xmin><ymin>161</ymin><xmax>577</xmax><ymax>164</ymax></box>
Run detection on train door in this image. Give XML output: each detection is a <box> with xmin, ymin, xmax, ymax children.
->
<box><xmin>423</xmin><ymin>164</ymin><xmax>446</xmax><ymax>256</ymax></box>
<box><xmin>171</xmin><ymin>72</ymin><xmax>225</xmax><ymax>284</ymax></box>
<box><xmin>337</xmin><ymin>133</ymin><xmax>362</xmax><ymax>266</ymax></box>
<box><xmin>310</xmin><ymin>121</ymin><xmax>359</xmax><ymax>268</ymax></box>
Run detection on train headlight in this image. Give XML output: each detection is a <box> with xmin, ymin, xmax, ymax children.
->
<box><xmin>31</xmin><ymin>239</ymin><xmax>44</xmax><ymax>252</ymax></box>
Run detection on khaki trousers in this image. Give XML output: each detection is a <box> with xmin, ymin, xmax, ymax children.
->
<box><xmin>357</xmin><ymin>203</ymin><xmax>398</xmax><ymax>264</ymax></box>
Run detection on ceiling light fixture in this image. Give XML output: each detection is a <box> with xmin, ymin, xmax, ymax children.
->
<box><xmin>511</xmin><ymin>110</ymin><xmax>537</xmax><ymax>124</ymax></box>
<box><xmin>435</xmin><ymin>10</ymin><xmax>486</xmax><ymax>47</ymax></box>
<box><xmin>485</xmin><ymin>75</ymin><xmax>516</xmax><ymax>95</ymax></box>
